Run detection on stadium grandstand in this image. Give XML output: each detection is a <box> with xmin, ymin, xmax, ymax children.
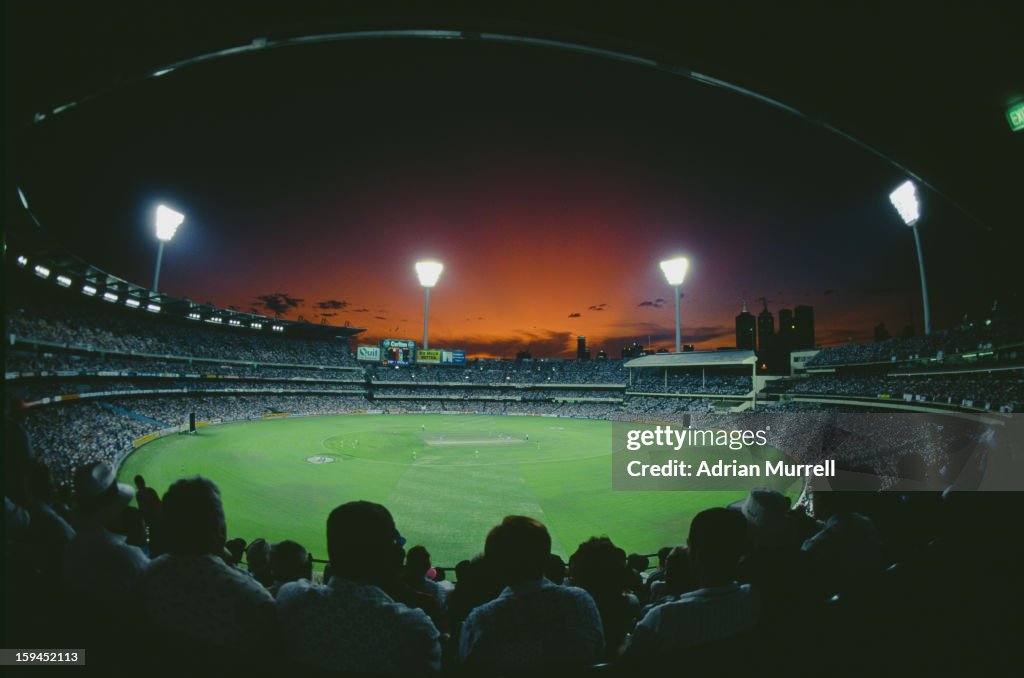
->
<box><xmin>6</xmin><ymin>3</ymin><xmax>1023</xmax><ymax>676</ymax></box>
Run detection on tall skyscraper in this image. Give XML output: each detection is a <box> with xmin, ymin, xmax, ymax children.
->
<box><xmin>735</xmin><ymin>299</ymin><xmax>756</xmax><ymax>350</ymax></box>
<box><xmin>778</xmin><ymin>308</ymin><xmax>795</xmax><ymax>350</ymax></box>
<box><xmin>757</xmin><ymin>299</ymin><xmax>775</xmax><ymax>354</ymax></box>
<box><xmin>576</xmin><ymin>336</ymin><xmax>589</xmax><ymax>361</ymax></box>
<box><xmin>794</xmin><ymin>305</ymin><xmax>815</xmax><ymax>349</ymax></box>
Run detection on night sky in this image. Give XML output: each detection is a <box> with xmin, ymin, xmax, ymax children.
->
<box><xmin>15</xmin><ymin>37</ymin><xmax>1001</xmax><ymax>358</ymax></box>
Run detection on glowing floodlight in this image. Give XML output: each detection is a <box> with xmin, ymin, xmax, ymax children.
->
<box><xmin>415</xmin><ymin>260</ymin><xmax>444</xmax><ymax>349</ymax></box>
<box><xmin>155</xmin><ymin>205</ymin><xmax>185</xmax><ymax>241</ymax></box>
<box><xmin>415</xmin><ymin>261</ymin><xmax>444</xmax><ymax>288</ymax></box>
<box><xmin>659</xmin><ymin>257</ymin><xmax>689</xmax><ymax>286</ymax></box>
<box><xmin>660</xmin><ymin>256</ymin><xmax>690</xmax><ymax>352</ymax></box>
<box><xmin>152</xmin><ymin>204</ymin><xmax>186</xmax><ymax>292</ymax></box>
<box><xmin>889</xmin><ymin>180</ymin><xmax>920</xmax><ymax>227</ymax></box>
<box><xmin>889</xmin><ymin>180</ymin><xmax>931</xmax><ymax>335</ymax></box>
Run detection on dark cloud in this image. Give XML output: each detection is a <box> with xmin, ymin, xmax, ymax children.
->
<box><xmin>436</xmin><ymin>329</ymin><xmax>576</xmax><ymax>359</ymax></box>
<box><xmin>588</xmin><ymin>303</ymin><xmax>607</xmax><ymax>311</ymax></box>
<box><xmin>568</xmin><ymin>312</ymin><xmax>582</xmax><ymax>318</ymax></box>
<box><xmin>319</xmin><ymin>311</ymin><xmax>338</xmax><ymax>317</ymax></box>
<box><xmin>351</xmin><ymin>308</ymin><xmax>370</xmax><ymax>313</ymax></box>
<box><xmin>375</xmin><ymin>316</ymin><xmax>387</xmax><ymax>320</ymax></box>
<box><xmin>315</xmin><ymin>299</ymin><xmax>348</xmax><ymax>310</ymax></box>
<box><xmin>253</xmin><ymin>292</ymin><xmax>304</xmax><ymax>317</ymax></box>
<box><xmin>638</xmin><ymin>299</ymin><xmax>666</xmax><ymax>308</ymax></box>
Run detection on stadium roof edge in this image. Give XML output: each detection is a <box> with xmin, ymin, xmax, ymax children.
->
<box><xmin>624</xmin><ymin>350</ymin><xmax>757</xmax><ymax>369</ymax></box>
<box><xmin>10</xmin><ymin>250</ymin><xmax>366</xmax><ymax>339</ymax></box>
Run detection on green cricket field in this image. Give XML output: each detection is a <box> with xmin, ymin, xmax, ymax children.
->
<box><xmin>118</xmin><ymin>414</ymin><xmax>800</xmax><ymax>566</ymax></box>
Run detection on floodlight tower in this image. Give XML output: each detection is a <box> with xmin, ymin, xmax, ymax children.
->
<box><xmin>889</xmin><ymin>180</ymin><xmax>931</xmax><ymax>336</ymax></box>
<box><xmin>152</xmin><ymin>205</ymin><xmax>185</xmax><ymax>292</ymax></box>
<box><xmin>415</xmin><ymin>261</ymin><xmax>444</xmax><ymax>350</ymax></box>
<box><xmin>659</xmin><ymin>256</ymin><xmax>690</xmax><ymax>353</ymax></box>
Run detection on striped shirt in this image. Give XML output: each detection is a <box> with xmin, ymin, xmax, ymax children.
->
<box><xmin>626</xmin><ymin>583</ymin><xmax>758</xmax><ymax>655</ymax></box>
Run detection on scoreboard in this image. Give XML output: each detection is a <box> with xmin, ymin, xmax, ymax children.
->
<box><xmin>381</xmin><ymin>338</ymin><xmax>416</xmax><ymax>364</ymax></box>
<box><xmin>373</xmin><ymin>339</ymin><xmax>465</xmax><ymax>365</ymax></box>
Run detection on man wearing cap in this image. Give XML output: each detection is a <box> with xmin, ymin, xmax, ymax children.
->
<box><xmin>62</xmin><ymin>462</ymin><xmax>149</xmax><ymax>607</ymax></box>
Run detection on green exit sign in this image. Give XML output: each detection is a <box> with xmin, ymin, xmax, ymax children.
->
<box><xmin>1008</xmin><ymin>102</ymin><xmax>1024</xmax><ymax>132</ymax></box>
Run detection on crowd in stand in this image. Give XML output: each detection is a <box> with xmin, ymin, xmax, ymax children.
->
<box><xmin>378</xmin><ymin>399</ymin><xmax>620</xmax><ymax>419</ymax></box>
<box><xmin>375</xmin><ymin>386</ymin><xmax>622</xmax><ymax>400</ymax></box>
<box><xmin>629</xmin><ymin>374</ymin><xmax>752</xmax><ymax>395</ymax></box>
<box><xmin>16</xmin><ymin>403</ymin><xmax>154</xmax><ymax>481</ymax></box>
<box><xmin>619</xmin><ymin>396</ymin><xmax>715</xmax><ymax>414</ymax></box>
<box><xmin>6</xmin><ymin>351</ymin><xmax>363</xmax><ymax>381</ymax></box>
<box><xmin>369</xmin><ymin>359</ymin><xmax>627</xmax><ymax>384</ymax></box>
<box><xmin>7</xmin><ymin>305</ymin><xmax>359</xmax><ymax>367</ymax></box>
<box><xmin>773</xmin><ymin>373</ymin><xmax>1023</xmax><ymax>412</ymax></box>
<box><xmin>10</xmin><ymin>379</ymin><xmax>366</xmax><ymax>404</ymax></box>
<box><xmin>807</xmin><ymin>317</ymin><xmax>1024</xmax><ymax>367</ymax></box>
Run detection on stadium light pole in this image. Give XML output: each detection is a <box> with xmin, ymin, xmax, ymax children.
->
<box><xmin>660</xmin><ymin>256</ymin><xmax>690</xmax><ymax>353</ymax></box>
<box><xmin>152</xmin><ymin>205</ymin><xmax>185</xmax><ymax>292</ymax></box>
<box><xmin>415</xmin><ymin>261</ymin><xmax>443</xmax><ymax>350</ymax></box>
<box><xmin>889</xmin><ymin>180</ymin><xmax>931</xmax><ymax>336</ymax></box>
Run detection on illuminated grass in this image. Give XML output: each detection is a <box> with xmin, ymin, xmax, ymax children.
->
<box><xmin>119</xmin><ymin>414</ymin><xmax>798</xmax><ymax>566</ymax></box>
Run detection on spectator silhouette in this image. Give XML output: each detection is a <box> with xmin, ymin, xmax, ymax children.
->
<box><xmin>141</xmin><ymin>477</ymin><xmax>275</xmax><ymax>656</ymax></box>
<box><xmin>446</xmin><ymin>555</ymin><xmax>503</xmax><ymax>629</ymax></box>
<box><xmin>545</xmin><ymin>553</ymin><xmax>567</xmax><ymax>584</ymax></box>
<box><xmin>268</xmin><ymin>539</ymin><xmax>312</xmax><ymax>597</ymax></box>
<box><xmin>569</xmin><ymin>536</ymin><xmax>641</xmax><ymax>659</ymax></box>
<box><xmin>275</xmin><ymin>501</ymin><xmax>441</xmax><ymax>674</ymax></box>
<box><xmin>458</xmin><ymin>516</ymin><xmax>604</xmax><ymax>674</ymax></box>
<box><xmin>648</xmin><ymin>546</ymin><xmax>696</xmax><ymax>606</ymax></box>
<box><xmin>62</xmin><ymin>462</ymin><xmax>148</xmax><ymax>608</ymax></box>
<box><xmin>626</xmin><ymin>508</ymin><xmax>756</xmax><ymax>656</ymax></box>
<box><xmin>133</xmin><ymin>474</ymin><xmax>162</xmax><ymax>554</ymax></box>
<box><xmin>394</xmin><ymin>544</ymin><xmax>447</xmax><ymax>631</ymax></box>
<box><xmin>245</xmin><ymin>537</ymin><xmax>274</xmax><ymax>587</ymax></box>
<box><xmin>403</xmin><ymin>544</ymin><xmax>446</xmax><ymax>606</ymax></box>
<box><xmin>26</xmin><ymin>460</ymin><xmax>74</xmax><ymax>574</ymax></box>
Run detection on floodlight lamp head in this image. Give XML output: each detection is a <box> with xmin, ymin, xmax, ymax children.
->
<box><xmin>889</xmin><ymin>180</ymin><xmax>920</xmax><ymax>226</ymax></box>
<box><xmin>415</xmin><ymin>261</ymin><xmax>444</xmax><ymax>288</ymax></box>
<box><xmin>155</xmin><ymin>205</ymin><xmax>185</xmax><ymax>241</ymax></box>
<box><xmin>660</xmin><ymin>256</ymin><xmax>689</xmax><ymax>287</ymax></box>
